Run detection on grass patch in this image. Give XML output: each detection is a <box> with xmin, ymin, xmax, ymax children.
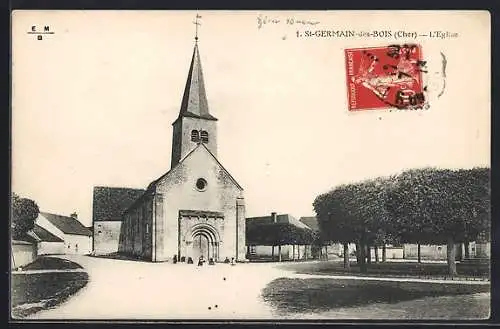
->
<box><xmin>357</xmin><ymin>293</ymin><xmax>490</xmax><ymax>320</ymax></box>
<box><xmin>278</xmin><ymin>261</ymin><xmax>490</xmax><ymax>280</ymax></box>
<box><xmin>11</xmin><ymin>271</ymin><xmax>89</xmax><ymax>318</ymax></box>
<box><xmin>22</xmin><ymin>256</ymin><xmax>83</xmax><ymax>271</ymax></box>
<box><xmin>261</xmin><ymin>277</ymin><xmax>490</xmax><ymax>316</ymax></box>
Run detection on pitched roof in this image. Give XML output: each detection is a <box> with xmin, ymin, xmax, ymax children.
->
<box><xmin>246</xmin><ymin>213</ymin><xmax>315</xmax><ymax>245</ymax></box>
<box><xmin>30</xmin><ymin>224</ymin><xmax>64</xmax><ymax>242</ymax></box>
<box><xmin>93</xmin><ymin>186</ymin><xmax>145</xmax><ymax>221</ymax></box>
<box><xmin>176</xmin><ymin>43</ymin><xmax>217</xmax><ymax>122</ymax></box>
<box><xmin>246</xmin><ymin>214</ymin><xmax>312</xmax><ymax>230</ymax></box>
<box><xmin>40</xmin><ymin>212</ymin><xmax>92</xmax><ymax>236</ymax></box>
<box><xmin>147</xmin><ymin>143</ymin><xmax>243</xmax><ymax>192</ymax></box>
<box><xmin>130</xmin><ymin>143</ymin><xmax>243</xmax><ymax>214</ymax></box>
<box><xmin>299</xmin><ymin>216</ymin><xmax>320</xmax><ymax>231</ymax></box>
<box><xmin>12</xmin><ymin>239</ymin><xmax>35</xmax><ymax>245</ymax></box>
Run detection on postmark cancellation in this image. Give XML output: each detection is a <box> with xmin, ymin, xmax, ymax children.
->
<box><xmin>345</xmin><ymin>44</ymin><xmax>429</xmax><ymax>111</ymax></box>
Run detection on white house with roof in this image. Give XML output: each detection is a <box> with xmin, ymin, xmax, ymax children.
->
<box><xmin>35</xmin><ymin>212</ymin><xmax>92</xmax><ymax>255</ymax></box>
<box><xmin>27</xmin><ymin>224</ymin><xmax>65</xmax><ymax>255</ymax></box>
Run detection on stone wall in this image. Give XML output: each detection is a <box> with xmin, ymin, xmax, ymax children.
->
<box><xmin>94</xmin><ymin>221</ymin><xmax>122</xmax><ymax>255</ymax></box>
<box><xmin>404</xmin><ymin>244</ymin><xmax>456</xmax><ymax>260</ymax></box>
<box><xmin>236</xmin><ymin>198</ymin><xmax>246</xmax><ymax>261</ymax></box>
<box><xmin>64</xmin><ymin>234</ymin><xmax>92</xmax><ymax>255</ymax></box>
<box><xmin>12</xmin><ymin>240</ymin><xmax>36</xmax><ymax>269</ymax></box>
<box><xmin>375</xmin><ymin>246</ymin><xmax>404</xmax><ymax>260</ymax></box>
<box><xmin>38</xmin><ymin>241</ymin><xmax>64</xmax><ymax>255</ymax></box>
<box><xmin>119</xmin><ymin>195</ymin><xmax>153</xmax><ymax>259</ymax></box>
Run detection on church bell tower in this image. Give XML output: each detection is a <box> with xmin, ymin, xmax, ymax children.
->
<box><xmin>170</xmin><ymin>41</ymin><xmax>218</xmax><ymax>169</ymax></box>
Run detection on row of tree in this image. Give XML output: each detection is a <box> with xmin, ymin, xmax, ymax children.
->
<box><xmin>313</xmin><ymin>167</ymin><xmax>490</xmax><ymax>275</ymax></box>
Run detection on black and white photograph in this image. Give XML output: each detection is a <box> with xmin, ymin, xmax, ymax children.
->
<box><xmin>10</xmin><ymin>10</ymin><xmax>491</xmax><ymax>320</ymax></box>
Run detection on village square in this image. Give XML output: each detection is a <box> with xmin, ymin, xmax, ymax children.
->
<box><xmin>11</xmin><ymin>11</ymin><xmax>490</xmax><ymax>320</ymax></box>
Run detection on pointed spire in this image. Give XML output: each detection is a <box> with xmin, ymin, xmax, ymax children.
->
<box><xmin>178</xmin><ymin>43</ymin><xmax>217</xmax><ymax>121</ymax></box>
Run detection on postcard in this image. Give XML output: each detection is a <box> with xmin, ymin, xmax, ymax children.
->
<box><xmin>11</xmin><ymin>10</ymin><xmax>491</xmax><ymax>320</ymax></box>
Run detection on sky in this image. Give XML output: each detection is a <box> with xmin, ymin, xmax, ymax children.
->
<box><xmin>12</xmin><ymin>11</ymin><xmax>490</xmax><ymax>227</ymax></box>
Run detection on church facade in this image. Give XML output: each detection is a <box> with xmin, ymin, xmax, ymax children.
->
<box><xmin>116</xmin><ymin>42</ymin><xmax>246</xmax><ymax>262</ymax></box>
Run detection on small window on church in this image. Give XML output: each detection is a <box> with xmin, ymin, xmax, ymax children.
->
<box><xmin>191</xmin><ymin>130</ymin><xmax>200</xmax><ymax>142</ymax></box>
<box><xmin>146</xmin><ymin>224</ymin><xmax>149</xmax><ymax>234</ymax></box>
<box><xmin>196</xmin><ymin>178</ymin><xmax>207</xmax><ymax>191</ymax></box>
<box><xmin>200</xmin><ymin>130</ymin><xmax>209</xmax><ymax>143</ymax></box>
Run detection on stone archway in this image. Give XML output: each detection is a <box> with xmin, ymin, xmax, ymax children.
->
<box><xmin>190</xmin><ymin>224</ymin><xmax>220</xmax><ymax>262</ymax></box>
<box><xmin>192</xmin><ymin>232</ymin><xmax>210</xmax><ymax>260</ymax></box>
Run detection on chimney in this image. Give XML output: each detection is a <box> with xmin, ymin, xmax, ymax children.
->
<box><xmin>271</xmin><ymin>212</ymin><xmax>277</xmax><ymax>223</ymax></box>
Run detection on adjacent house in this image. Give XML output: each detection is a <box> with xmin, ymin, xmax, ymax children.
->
<box><xmin>36</xmin><ymin>212</ymin><xmax>92</xmax><ymax>255</ymax></box>
<box><xmin>92</xmin><ymin>186</ymin><xmax>145</xmax><ymax>256</ymax></box>
<box><xmin>27</xmin><ymin>224</ymin><xmax>65</xmax><ymax>255</ymax></box>
<box><xmin>246</xmin><ymin>213</ymin><xmax>315</xmax><ymax>261</ymax></box>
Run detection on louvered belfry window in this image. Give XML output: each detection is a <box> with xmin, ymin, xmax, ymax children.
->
<box><xmin>200</xmin><ymin>130</ymin><xmax>209</xmax><ymax>143</ymax></box>
<box><xmin>191</xmin><ymin>130</ymin><xmax>200</xmax><ymax>142</ymax></box>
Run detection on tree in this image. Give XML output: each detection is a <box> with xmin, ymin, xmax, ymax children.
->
<box><xmin>12</xmin><ymin>193</ymin><xmax>39</xmax><ymax>240</ymax></box>
<box><xmin>385</xmin><ymin>167</ymin><xmax>490</xmax><ymax>276</ymax></box>
<box><xmin>314</xmin><ymin>185</ymin><xmax>359</xmax><ymax>269</ymax></box>
<box><xmin>457</xmin><ymin>168</ymin><xmax>490</xmax><ymax>243</ymax></box>
<box><xmin>373</xmin><ymin>228</ymin><xmax>400</xmax><ymax>263</ymax></box>
<box><xmin>314</xmin><ymin>179</ymin><xmax>392</xmax><ymax>273</ymax></box>
<box><xmin>353</xmin><ymin>177</ymin><xmax>396</xmax><ymax>266</ymax></box>
<box><xmin>313</xmin><ymin>167</ymin><xmax>490</xmax><ymax>276</ymax></box>
<box><xmin>386</xmin><ymin>168</ymin><xmax>456</xmax><ymax>274</ymax></box>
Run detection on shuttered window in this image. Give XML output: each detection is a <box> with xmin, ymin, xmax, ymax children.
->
<box><xmin>200</xmin><ymin>130</ymin><xmax>209</xmax><ymax>143</ymax></box>
<box><xmin>191</xmin><ymin>130</ymin><xmax>200</xmax><ymax>142</ymax></box>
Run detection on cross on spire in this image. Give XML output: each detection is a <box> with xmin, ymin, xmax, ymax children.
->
<box><xmin>193</xmin><ymin>13</ymin><xmax>202</xmax><ymax>43</ymax></box>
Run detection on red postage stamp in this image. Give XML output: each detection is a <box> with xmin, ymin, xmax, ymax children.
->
<box><xmin>345</xmin><ymin>44</ymin><xmax>428</xmax><ymax>111</ymax></box>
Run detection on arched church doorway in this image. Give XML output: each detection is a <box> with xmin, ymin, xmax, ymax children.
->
<box><xmin>190</xmin><ymin>224</ymin><xmax>219</xmax><ymax>261</ymax></box>
<box><xmin>192</xmin><ymin>233</ymin><xmax>210</xmax><ymax>260</ymax></box>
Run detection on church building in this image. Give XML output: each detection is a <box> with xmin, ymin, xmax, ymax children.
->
<box><xmin>115</xmin><ymin>40</ymin><xmax>246</xmax><ymax>262</ymax></box>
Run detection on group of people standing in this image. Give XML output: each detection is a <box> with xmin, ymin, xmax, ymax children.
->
<box><xmin>172</xmin><ymin>254</ymin><xmax>236</xmax><ymax>266</ymax></box>
<box><xmin>197</xmin><ymin>255</ymin><xmax>236</xmax><ymax>266</ymax></box>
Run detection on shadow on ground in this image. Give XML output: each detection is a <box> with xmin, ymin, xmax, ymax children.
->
<box><xmin>261</xmin><ymin>277</ymin><xmax>490</xmax><ymax>318</ymax></box>
<box><xmin>277</xmin><ymin>260</ymin><xmax>490</xmax><ymax>280</ymax></box>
